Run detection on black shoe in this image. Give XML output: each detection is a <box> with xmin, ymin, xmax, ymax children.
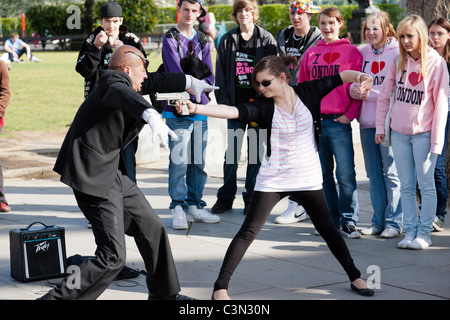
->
<box><xmin>148</xmin><ymin>293</ymin><xmax>196</xmax><ymax>300</ymax></box>
<box><xmin>351</xmin><ymin>283</ymin><xmax>375</xmax><ymax>296</ymax></box>
<box><xmin>211</xmin><ymin>198</ymin><xmax>234</xmax><ymax>213</ymax></box>
<box><xmin>115</xmin><ymin>265</ymin><xmax>140</xmax><ymax>280</ymax></box>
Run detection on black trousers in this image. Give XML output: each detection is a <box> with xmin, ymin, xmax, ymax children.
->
<box><xmin>43</xmin><ymin>172</ymin><xmax>180</xmax><ymax>299</ymax></box>
<box><xmin>214</xmin><ymin>189</ymin><xmax>361</xmax><ymax>291</ymax></box>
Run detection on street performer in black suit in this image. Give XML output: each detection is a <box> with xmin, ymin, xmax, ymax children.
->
<box><xmin>40</xmin><ymin>45</ymin><xmax>217</xmax><ymax>300</ymax></box>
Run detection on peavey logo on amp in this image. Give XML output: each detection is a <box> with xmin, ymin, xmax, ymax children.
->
<box><xmin>34</xmin><ymin>241</ymin><xmax>50</xmax><ymax>253</ymax></box>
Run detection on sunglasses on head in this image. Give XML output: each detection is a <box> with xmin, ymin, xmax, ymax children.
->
<box><xmin>124</xmin><ymin>51</ymin><xmax>149</xmax><ymax>69</ymax></box>
<box><xmin>255</xmin><ymin>74</ymin><xmax>280</xmax><ymax>88</ymax></box>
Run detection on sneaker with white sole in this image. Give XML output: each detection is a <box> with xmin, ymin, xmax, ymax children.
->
<box><xmin>432</xmin><ymin>216</ymin><xmax>444</xmax><ymax>232</ymax></box>
<box><xmin>340</xmin><ymin>223</ymin><xmax>361</xmax><ymax>239</ymax></box>
<box><xmin>274</xmin><ymin>199</ymin><xmax>307</xmax><ymax>224</ymax></box>
<box><xmin>407</xmin><ymin>237</ymin><xmax>432</xmax><ymax>250</ymax></box>
<box><xmin>397</xmin><ymin>235</ymin><xmax>414</xmax><ymax>249</ymax></box>
<box><xmin>188</xmin><ymin>206</ymin><xmax>220</xmax><ymax>224</ymax></box>
<box><xmin>361</xmin><ymin>225</ymin><xmax>382</xmax><ymax>235</ymax></box>
<box><xmin>380</xmin><ymin>227</ymin><xmax>399</xmax><ymax>238</ymax></box>
<box><xmin>172</xmin><ymin>205</ymin><xmax>188</xmax><ymax>230</ymax></box>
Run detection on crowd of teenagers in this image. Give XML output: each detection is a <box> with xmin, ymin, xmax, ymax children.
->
<box><xmin>13</xmin><ymin>0</ymin><xmax>445</xmax><ymax>300</ymax></box>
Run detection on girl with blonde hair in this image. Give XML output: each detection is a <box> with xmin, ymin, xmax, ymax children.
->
<box><xmin>352</xmin><ymin>9</ymin><xmax>403</xmax><ymax>239</ymax></box>
<box><xmin>375</xmin><ymin>15</ymin><xmax>449</xmax><ymax>249</ymax></box>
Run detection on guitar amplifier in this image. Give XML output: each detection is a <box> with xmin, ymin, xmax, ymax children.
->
<box><xmin>10</xmin><ymin>222</ymin><xmax>67</xmax><ymax>282</ymax></box>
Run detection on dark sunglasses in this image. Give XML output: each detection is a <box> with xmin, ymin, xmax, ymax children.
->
<box><xmin>124</xmin><ymin>51</ymin><xmax>149</xmax><ymax>69</ymax></box>
<box><xmin>255</xmin><ymin>74</ymin><xmax>280</xmax><ymax>88</ymax></box>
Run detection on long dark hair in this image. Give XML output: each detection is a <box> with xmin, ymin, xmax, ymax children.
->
<box><xmin>251</xmin><ymin>55</ymin><xmax>297</xmax><ymax>91</ymax></box>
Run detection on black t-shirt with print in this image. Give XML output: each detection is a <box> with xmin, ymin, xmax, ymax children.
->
<box><xmin>235</xmin><ymin>28</ymin><xmax>257</xmax><ymax>104</ymax></box>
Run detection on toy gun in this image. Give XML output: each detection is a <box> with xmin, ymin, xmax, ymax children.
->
<box><xmin>156</xmin><ymin>92</ymin><xmax>190</xmax><ymax>116</ymax></box>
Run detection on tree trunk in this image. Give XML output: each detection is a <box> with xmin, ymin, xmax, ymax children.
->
<box><xmin>406</xmin><ymin>0</ymin><xmax>449</xmax><ymax>24</ymax></box>
<box><xmin>84</xmin><ymin>0</ymin><xmax>95</xmax><ymax>34</ymax></box>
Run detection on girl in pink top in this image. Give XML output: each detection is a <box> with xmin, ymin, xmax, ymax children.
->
<box><xmin>428</xmin><ymin>17</ymin><xmax>450</xmax><ymax>232</ymax></box>
<box><xmin>351</xmin><ymin>10</ymin><xmax>403</xmax><ymax>239</ymax></box>
<box><xmin>298</xmin><ymin>7</ymin><xmax>363</xmax><ymax>238</ymax></box>
<box><xmin>375</xmin><ymin>15</ymin><xmax>449</xmax><ymax>249</ymax></box>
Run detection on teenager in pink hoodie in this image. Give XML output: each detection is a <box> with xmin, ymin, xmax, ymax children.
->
<box><xmin>351</xmin><ymin>10</ymin><xmax>403</xmax><ymax>239</ymax></box>
<box><xmin>428</xmin><ymin>17</ymin><xmax>450</xmax><ymax>232</ymax></box>
<box><xmin>375</xmin><ymin>15</ymin><xmax>449</xmax><ymax>250</ymax></box>
<box><xmin>298</xmin><ymin>7</ymin><xmax>362</xmax><ymax>238</ymax></box>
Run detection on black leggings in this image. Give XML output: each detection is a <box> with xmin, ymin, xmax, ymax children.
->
<box><xmin>214</xmin><ymin>190</ymin><xmax>361</xmax><ymax>291</ymax></box>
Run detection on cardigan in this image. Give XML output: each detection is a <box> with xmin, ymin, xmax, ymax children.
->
<box><xmin>236</xmin><ymin>73</ymin><xmax>343</xmax><ymax>158</ymax></box>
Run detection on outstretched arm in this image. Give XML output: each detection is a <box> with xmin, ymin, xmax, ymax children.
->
<box><xmin>340</xmin><ymin>70</ymin><xmax>373</xmax><ymax>99</ymax></box>
<box><xmin>176</xmin><ymin>100</ymin><xmax>239</xmax><ymax>119</ymax></box>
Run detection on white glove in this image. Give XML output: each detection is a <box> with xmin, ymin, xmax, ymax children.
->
<box><xmin>143</xmin><ymin>109</ymin><xmax>178</xmax><ymax>149</ymax></box>
<box><xmin>186</xmin><ymin>75</ymin><xmax>219</xmax><ymax>102</ymax></box>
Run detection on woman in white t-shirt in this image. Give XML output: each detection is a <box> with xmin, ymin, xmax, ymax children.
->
<box><xmin>177</xmin><ymin>55</ymin><xmax>375</xmax><ymax>300</ymax></box>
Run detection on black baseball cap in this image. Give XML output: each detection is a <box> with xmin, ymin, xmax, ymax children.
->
<box><xmin>100</xmin><ymin>1</ymin><xmax>123</xmax><ymax>18</ymax></box>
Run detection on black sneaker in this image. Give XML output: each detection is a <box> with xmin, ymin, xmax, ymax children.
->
<box><xmin>340</xmin><ymin>223</ymin><xmax>361</xmax><ymax>239</ymax></box>
<box><xmin>211</xmin><ymin>198</ymin><xmax>234</xmax><ymax>213</ymax></box>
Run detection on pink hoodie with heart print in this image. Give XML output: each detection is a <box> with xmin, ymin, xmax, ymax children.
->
<box><xmin>357</xmin><ymin>37</ymin><xmax>399</xmax><ymax>129</ymax></box>
<box><xmin>298</xmin><ymin>38</ymin><xmax>363</xmax><ymax>120</ymax></box>
<box><xmin>375</xmin><ymin>47</ymin><xmax>449</xmax><ymax>154</ymax></box>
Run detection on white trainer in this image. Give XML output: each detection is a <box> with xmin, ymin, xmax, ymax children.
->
<box><xmin>188</xmin><ymin>206</ymin><xmax>220</xmax><ymax>224</ymax></box>
<box><xmin>397</xmin><ymin>235</ymin><xmax>414</xmax><ymax>249</ymax></box>
<box><xmin>380</xmin><ymin>227</ymin><xmax>399</xmax><ymax>238</ymax></box>
<box><xmin>274</xmin><ymin>200</ymin><xmax>307</xmax><ymax>224</ymax></box>
<box><xmin>361</xmin><ymin>225</ymin><xmax>382</xmax><ymax>235</ymax></box>
<box><xmin>172</xmin><ymin>205</ymin><xmax>188</xmax><ymax>230</ymax></box>
<box><xmin>407</xmin><ymin>237</ymin><xmax>432</xmax><ymax>250</ymax></box>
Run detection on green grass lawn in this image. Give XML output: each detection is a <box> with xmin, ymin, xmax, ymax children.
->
<box><xmin>3</xmin><ymin>50</ymin><xmax>165</xmax><ymax>136</ymax></box>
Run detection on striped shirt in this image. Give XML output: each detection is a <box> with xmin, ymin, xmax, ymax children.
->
<box><xmin>255</xmin><ymin>97</ymin><xmax>323</xmax><ymax>192</ymax></box>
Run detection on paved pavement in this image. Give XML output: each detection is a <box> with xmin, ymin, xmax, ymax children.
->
<box><xmin>0</xmin><ymin>124</ymin><xmax>449</xmax><ymax>302</ymax></box>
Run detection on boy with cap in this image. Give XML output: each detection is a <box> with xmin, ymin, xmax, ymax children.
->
<box><xmin>274</xmin><ymin>0</ymin><xmax>323</xmax><ymax>224</ymax></box>
<box><xmin>76</xmin><ymin>1</ymin><xmax>145</xmax><ymax>99</ymax></box>
<box><xmin>76</xmin><ymin>1</ymin><xmax>145</xmax><ymax>186</ymax></box>
<box><xmin>161</xmin><ymin>0</ymin><xmax>219</xmax><ymax>230</ymax></box>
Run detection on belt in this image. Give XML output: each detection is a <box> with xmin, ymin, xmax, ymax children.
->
<box><xmin>320</xmin><ymin>113</ymin><xmax>342</xmax><ymax>120</ymax></box>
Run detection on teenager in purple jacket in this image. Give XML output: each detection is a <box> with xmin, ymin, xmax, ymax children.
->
<box><xmin>161</xmin><ymin>0</ymin><xmax>219</xmax><ymax>230</ymax></box>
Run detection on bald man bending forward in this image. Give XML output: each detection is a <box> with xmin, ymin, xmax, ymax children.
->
<box><xmin>40</xmin><ymin>46</ymin><xmax>190</xmax><ymax>300</ymax></box>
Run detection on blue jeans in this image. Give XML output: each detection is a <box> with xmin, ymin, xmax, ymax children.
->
<box><xmin>392</xmin><ymin>131</ymin><xmax>437</xmax><ymax>239</ymax></box>
<box><xmin>319</xmin><ymin>119</ymin><xmax>358</xmax><ymax>228</ymax></box>
<box><xmin>360</xmin><ymin>128</ymin><xmax>402</xmax><ymax>232</ymax></box>
<box><xmin>8</xmin><ymin>47</ymin><xmax>32</xmax><ymax>60</ymax></box>
<box><xmin>217</xmin><ymin>119</ymin><xmax>263</xmax><ymax>205</ymax></box>
<box><xmin>434</xmin><ymin>111</ymin><xmax>450</xmax><ymax>221</ymax></box>
<box><xmin>167</xmin><ymin>118</ymin><xmax>208</xmax><ymax>210</ymax></box>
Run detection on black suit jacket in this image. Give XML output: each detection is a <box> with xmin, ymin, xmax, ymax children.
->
<box><xmin>54</xmin><ymin>70</ymin><xmax>186</xmax><ymax>197</ymax></box>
